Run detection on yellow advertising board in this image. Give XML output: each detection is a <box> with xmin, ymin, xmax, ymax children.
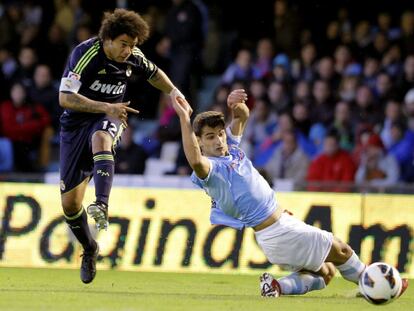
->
<box><xmin>0</xmin><ymin>183</ymin><xmax>413</xmax><ymax>277</ymax></box>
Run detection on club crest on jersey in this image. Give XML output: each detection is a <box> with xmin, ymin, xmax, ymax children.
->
<box><xmin>68</xmin><ymin>71</ymin><xmax>80</xmax><ymax>80</ymax></box>
<box><xmin>89</xmin><ymin>80</ymin><xmax>126</xmax><ymax>94</ymax></box>
<box><xmin>126</xmin><ymin>65</ymin><xmax>132</xmax><ymax>77</ymax></box>
<box><xmin>60</xmin><ymin>180</ymin><xmax>66</xmax><ymax>191</ymax></box>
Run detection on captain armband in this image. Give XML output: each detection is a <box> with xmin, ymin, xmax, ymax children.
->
<box><xmin>59</xmin><ymin>71</ymin><xmax>82</xmax><ymax>93</ymax></box>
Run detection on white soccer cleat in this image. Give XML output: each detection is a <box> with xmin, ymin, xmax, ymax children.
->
<box><xmin>87</xmin><ymin>202</ymin><xmax>108</xmax><ymax>231</ymax></box>
<box><xmin>260</xmin><ymin>272</ymin><xmax>281</xmax><ymax>297</ymax></box>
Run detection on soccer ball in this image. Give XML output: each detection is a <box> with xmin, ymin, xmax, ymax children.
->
<box><xmin>359</xmin><ymin>262</ymin><xmax>402</xmax><ymax>305</ymax></box>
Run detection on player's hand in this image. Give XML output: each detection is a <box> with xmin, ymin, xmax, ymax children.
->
<box><xmin>227</xmin><ymin>89</ymin><xmax>248</xmax><ymax>109</ymax></box>
<box><xmin>169</xmin><ymin>87</ymin><xmax>185</xmax><ymax>102</ymax></box>
<box><xmin>172</xmin><ymin>96</ymin><xmax>193</xmax><ymax>120</ymax></box>
<box><xmin>169</xmin><ymin>87</ymin><xmax>192</xmax><ymax>115</ymax></box>
<box><xmin>106</xmin><ymin>101</ymin><xmax>139</xmax><ymax>126</ymax></box>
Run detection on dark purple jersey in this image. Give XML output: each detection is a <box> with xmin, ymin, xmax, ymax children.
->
<box><xmin>59</xmin><ymin>37</ymin><xmax>158</xmax><ymax>129</ymax></box>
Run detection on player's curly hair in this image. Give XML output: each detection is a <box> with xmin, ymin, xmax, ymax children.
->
<box><xmin>99</xmin><ymin>9</ymin><xmax>149</xmax><ymax>45</ymax></box>
<box><xmin>192</xmin><ymin>111</ymin><xmax>226</xmax><ymax>137</ymax></box>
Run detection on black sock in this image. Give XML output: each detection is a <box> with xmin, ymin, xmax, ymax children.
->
<box><xmin>93</xmin><ymin>151</ymin><xmax>114</xmax><ymax>206</ymax></box>
<box><xmin>65</xmin><ymin>209</ymin><xmax>96</xmax><ymax>252</ymax></box>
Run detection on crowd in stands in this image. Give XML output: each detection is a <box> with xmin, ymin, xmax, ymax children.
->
<box><xmin>0</xmin><ymin>0</ymin><xmax>414</xmax><ymax>191</ymax></box>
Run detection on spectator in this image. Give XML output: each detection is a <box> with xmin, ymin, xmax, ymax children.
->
<box><xmin>167</xmin><ymin>143</ymin><xmax>192</xmax><ymax>176</ymax></box>
<box><xmin>243</xmin><ymin>96</ymin><xmax>277</xmax><ymax>157</ymax></box>
<box><xmin>362</xmin><ymin>56</ymin><xmax>380</xmax><ymax>89</ymax></box>
<box><xmin>338</xmin><ymin>75</ymin><xmax>359</xmax><ymax>102</ymax></box>
<box><xmin>309</xmin><ymin>79</ymin><xmax>334</xmax><ymax>125</ymax></box>
<box><xmin>292</xmin><ymin>80</ymin><xmax>311</xmax><ymax>102</ymax></box>
<box><xmin>115</xmin><ymin>126</ymin><xmax>148</xmax><ymax>174</ymax></box>
<box><xmin>332</xmin><ymin>101</ymin><xmax>354</xmax><ymax>151</ymax></box>
<box><xmin>0</xmin><ymin>137</ymin><xmax>13</xmax><ymax>172</ymax></box>
<box><xmin>308</xmin><ymin>123</ymin><xmax>327</xmax><ymax>156</ymax></box>
<box><xmin>253</xmin><ymin>38</ymin><xmax>274</xmax><ymax>79</ymax></box>
<box><xmin>0</xmin><ymin>2</ymin><xmax>22</xmax><ymax>52</ymax></box>
<box><xmin>273</xmin><ymin>0</ymin><xmax>301</xmax><ymax>58</ymax></box>
<box><xmin>381</xmin><ymin>44</ymin><xmax>403</xmax><ymax>78</ymax></box>
<box><xmin>397</xmin><ymin>54</ymin><xmax>414</xmax><ymax>98</ymax></box>
<box><xmin>292</xmin><ymin>101</ymin><xmax>311</xmax><ymax>136</ymax></box>
<box><xmin>0</xmin><ymin>82</ymin><xmax>51</xmax><ymax>171</ymax></box>
<box><xmin>367</xmin><ymin>32</ymin><xmax>390</xmax><ymax>60</ymax></box>
<box><xmin>322</xmin><ymin>21</ymin><xmax>341</xmax><ymax>56</ymax></box>
<box><xmin>267</xmin><ymin>81</ymin><xmax>289</xmax><ymax>114</ymax></box>
<box><xmin>221</xmin><ymin>49</ymin><xmax>254</xmax><ymax>84</ymax></box>
<box><xmin>291</xmin><ymin>42</ymin><xmax>317</xmax><ymax>82</ymax></box>
<box><xmin>373</xmin><ymin>12</ymin><xmax>401</xmax><ymax>41</ymax></box>
<box><xmin>399</xmin><ymin>11</ymin><xmax>414</xmax><ymax>55</ymax></box>
<box><xmin>38</xmin><ymin>23</ymin><xmax>69</xmax><ymax>80</ymax></box>
<box><xmin>355</xmin><ymin>134</ymin><xmax>400</xmax><ymax>187</ymax></box>
<box><xmin>255</xmin><ymin>112</ymin><xmax>316</xmax><ymax>166</ymax></box>
<box><xmin>12</xmin><ymin>46</ymin><xmax>38</xmax><ymax>87</ymax></box>
<box><xmin>353</xmin><ymin>20</ymin><xmax>372</xmax><ymax>59</ymax></box>
<box><xmin>374</xmin><ymin>72</ymin><xmax>395</xmax><ymax>107</ymax></box>
<box><xmin>165</xmin><ymin>0</ymin><xmax>204</xmax><ymax>100</ymax></box>
<box><xmin>271</xmin><ymin>53</ymin><xmax>291</xmax><ymax>83</ymax></box>
<box><xmin>315</xmin><ymin>57</ymin><xmax>340</xmax><ymax>90</ymax></box>
<box><xmin>249</xmin><ymin>79</ymin><xmax>267</xmax><ymax>101</ymax></box>
<box><xmin>307</xmin><ymin>128</ymin><xmax>356</xmax><ymax>191</ymax></box>
<box><xmin>264</xmin><ymin>129</ymin><xmax>309</xmax><ymax>183</ymax></box>
<box><xmin>352</xmin><ymin>85</ymin><xmax>382</xmax><ymax>127</ymax></box>
<box><xmin>380</xmin><ymin>100</ymin><xmax>403</xmax><ymax>148</ymax></box>
<box><xmin>403</xmin><ymin>88</ymin><xmax>414</xmax><ymax>117</ymax></box>
<box><xmin>387</xmin><ymin>121</ymin><xmax>414</xmax><ymax>167</ymax></box>
<box><xmin>334</xmin><ymin>45</ymin><xmax>353</xmax><ymax>75</ymax></box>
<box><xmin>352</xmin><ymin>125</ymin><xmax>374</xmax><ymax>166</ymax></box>
<box><xmin>28</xmin><ymin>64</ymin><xmax>61</xmax><ymax>131</ymax></box>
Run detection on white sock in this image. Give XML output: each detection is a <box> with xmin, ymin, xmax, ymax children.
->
<box><xmin>278</xmin><ymin>272</ymin><xmax>326</xmax><ymax>295</ymax></box>
<box><xmin>336</xmin><ymin>251</ymin><xmax>366</xmax><ymax>284</ymax></box>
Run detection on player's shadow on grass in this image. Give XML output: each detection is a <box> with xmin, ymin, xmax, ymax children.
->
<box><xmin>1</xmin><ymin>288</ymin><xmax>357</xmax><ymax>301</ymax></box>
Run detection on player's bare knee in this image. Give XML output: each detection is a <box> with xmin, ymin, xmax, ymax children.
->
<box><xmin>340</xmin><ymin>242</ymin><xmax>353</xmax><ymax>260</ymax></box>
<box><xmin>324</xmin><ymin>263</ymin><xmax>336</xmax><ymax>285</ymax></box>
<box><xmin>318</xmin><ymin>263</ymin><xmax>335</xmax><ymax>285</ymax></box>
<box><xmin>61</xmin><ymin>197</ymin><xmax>82</xmax><ymax>216</ymax></box>
<box><xmin>92</xmin><ymin>130</ymin><xmax>112</xmax><ymax>143</ymax></box>
<box><xmin>92</xmin><ymin>131</ymin><xmax>112</xmax><ymax>152</ymax></box>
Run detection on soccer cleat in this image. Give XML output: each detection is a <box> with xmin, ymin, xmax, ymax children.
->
<box><xmin>398</xmin><ymin>278</ymin><xmax>409</xmax><ymax>298</ymax></box>
<box><xmin>80</xmin><ymin>243</ymin><xmax>99</xmax><ymax>284</ymax></box>
<box><xmin>87</xmin><ymin>202</ymin><xmax>108</xmax><ymax>231</ymax></box>
<box><xmin>260</xmin><ymin>273</ymin><xmax>281</xmax><ymax>297</ymax></box>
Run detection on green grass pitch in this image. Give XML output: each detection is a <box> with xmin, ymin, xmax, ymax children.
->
<box><xmin>0</xmin><ymin>267</ymin><xmax>412</xmax><ymax>311</ymax></box>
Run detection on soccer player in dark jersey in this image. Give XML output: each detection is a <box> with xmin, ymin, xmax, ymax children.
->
<box><xmin>58</xmin><ymin>9</ymin><xmax>190</xmax><ymax>284</ymax></box>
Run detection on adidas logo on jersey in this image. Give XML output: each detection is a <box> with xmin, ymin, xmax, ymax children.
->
<box><xmin>89</xmin><ymin>80</ymin><xmax>126</xmax><ymax>94</ymax></box>
<box><xmin>98</xmin><ymin>68</ymin><xmax>106</xmax><ymax>74</ymax></box>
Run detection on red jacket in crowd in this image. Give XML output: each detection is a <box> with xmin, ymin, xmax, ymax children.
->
<box><xmin>307</xmin><ymin>150</ymin><xmax>356</xmax><ymax>191</ymax></box>
<box><xmin>0</xmin><ymin>100</ymin><xmax>51</xmax><ymax>143</ymax></box>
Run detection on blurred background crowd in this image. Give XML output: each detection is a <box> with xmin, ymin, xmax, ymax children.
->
<box><xmin>1</xmin><ymin>0</ymin><xmax>414</xmax><ymax>192</ymax></box>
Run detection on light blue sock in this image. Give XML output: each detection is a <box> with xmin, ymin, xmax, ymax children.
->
<box><xmin>336</xmin><ymin>251</ymin><xmax>366</xmax><ymax>284</ymax></box>
<box><xmin>278</xmin><ymin>272</ymin><xmax>326</xmax><ymax>295</ymax></box>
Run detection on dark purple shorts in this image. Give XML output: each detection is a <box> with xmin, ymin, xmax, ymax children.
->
<box><xmin>59</xmin><ymin>117</ymin><xmax>122</xmax><ymax>193</ymax></box>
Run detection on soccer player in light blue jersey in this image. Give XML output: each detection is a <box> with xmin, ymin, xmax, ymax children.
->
<box><xmin>171</xmin><ymin>90</ymin><xmax>408</xmax><ymax>298</ymax></box>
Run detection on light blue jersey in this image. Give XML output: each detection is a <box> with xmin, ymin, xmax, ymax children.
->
<box><xmin>191</xmin><ymin>128</ymin><xmax>277</xmax><ymax>230</ymax></box>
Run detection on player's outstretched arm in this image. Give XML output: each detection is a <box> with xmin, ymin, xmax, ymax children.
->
<box><xmin>147</xmin><ymin>69</ymin><xmax>188</xmax><ymax>111</ymax></box>
<box><xmin>228</xmin><ymin>89</ymin><xmax>249</xmax><ymax>137</ymax></box>
<box><xmin>59</xmin><ymin>92</ymin><xmax>139</xmax><ymax>126</ymax></box>
<box><xmin>172</xmin><ymin>97</ymin><xmax>210</xmax><ymax>179</ymax></box>
<box><xmin>147</xmin><ymin>69</ymin><xmax>175</xmax><ymax>94</ymax></box>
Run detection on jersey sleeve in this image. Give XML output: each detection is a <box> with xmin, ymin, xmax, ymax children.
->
<box><xmin>131</xmin><ymin>47</ymin><xmax>158</xmax><ymax>80</ymax></box>
<box><xmin>226</xmin><ymin>126</ymin><xmax>242</xmax><ymax>147</ymax></box>
<box><xmin>191</xmin><ymin>159</ymin><xmax>213</xmax><ymax>187</ymax></box>
<box><xmin>59</xmin><ymin>40</ymin><xmax>100</xmax><ymax>93</ymax></box>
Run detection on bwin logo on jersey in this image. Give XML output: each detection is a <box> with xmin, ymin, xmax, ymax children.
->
<box><xmin>89</xmin><ymin>80</ymin><xmax>126</xmax><ymax>94</ymax></box>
